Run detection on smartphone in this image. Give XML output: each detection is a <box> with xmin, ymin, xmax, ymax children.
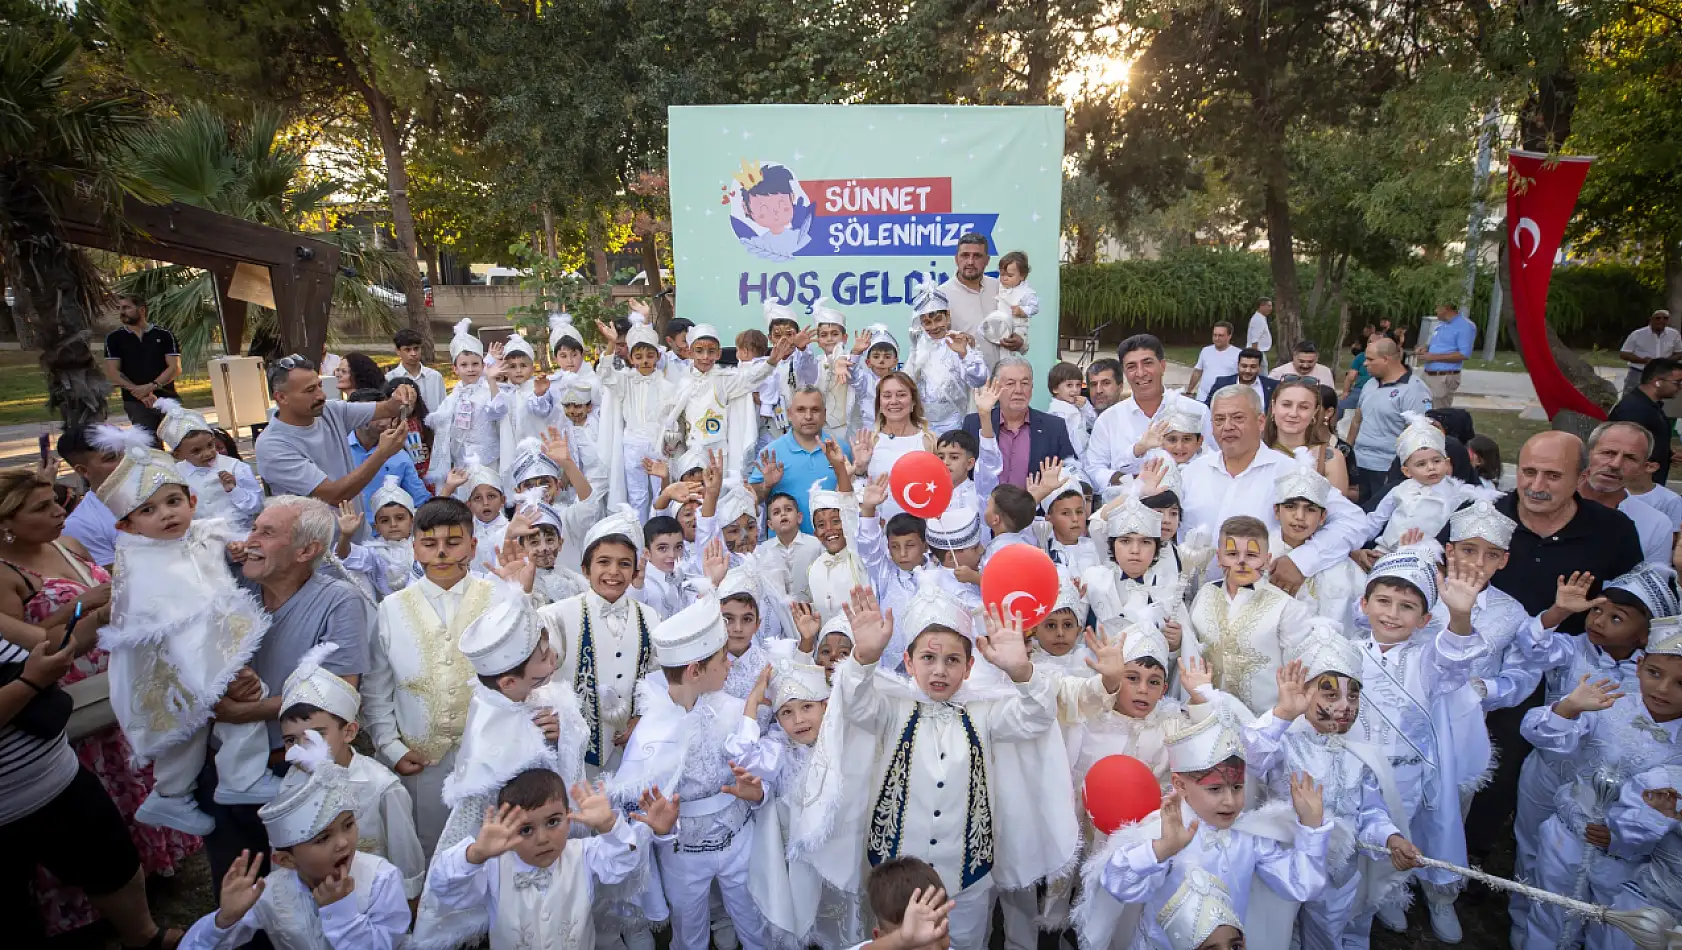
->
<box><xmin>60</xmin><ymin>601</ymin><xmax>83</xmax><ymax>651</ymax></box>
<box><xmin>38</xmin><ymin>430</ymin><xmax>50</xmax><ymax>468</ymax></box>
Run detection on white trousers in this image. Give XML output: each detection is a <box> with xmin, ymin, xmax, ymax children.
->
<box><xmin>657</xmin><ymin>824</ymin><xmax>766</xmax><ymax>950</ymax></box>
<box><xmin>1299</xmin><ymin>871</ymin><xmax>1362</xmax><ymax>950</ymax></box>
<box><xmin>622</xmin><ymin>433</ymin><xmax>659</xmax><ymax>522</ymax></box>
<box><xmin>1511</xmin><ymin>753</ymin><xmax>1559</xmax><ymax>927</ymax></box>
<box><xmin>996</xmin><ymin>886</ymin><xmax>1038</xmax><ymax>950</ymax></box>
<box><xmin>150</xmin><ymin>718</ymin><xmax>273</xmax><ymax>799</ymax></box>
<box><xmin>946</xmin><ymin>881</ymin><xmax>996</xmax><ymax>950</ymax></box>
<box><xmin>399</xmin><ymin>746</ymin><xmax>457</xmax><ymax>858</ymax></box>
<box><xmin>1522</xmin><ymin>816</ymin><xmax>1636</xmax><ymax>950</ymax></box>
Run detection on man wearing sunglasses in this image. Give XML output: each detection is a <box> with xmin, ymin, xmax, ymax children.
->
<box><xmin>254</xmin><ymin>354</ymin><xmax>415</xmax><ymax>540</ymax></box>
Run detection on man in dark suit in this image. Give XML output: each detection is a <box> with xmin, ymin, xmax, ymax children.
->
<box><xmin>1205</xmin><ymin>347</ymin><xmax>1278</xmax><ymax>412</ymax></box>
<box><xmin>961</xmin><ymin>355</ymin><xmax>1077</xmax><ymax>488</ymax></box>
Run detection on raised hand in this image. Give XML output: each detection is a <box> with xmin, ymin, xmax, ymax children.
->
<box><xmin>897</xmin><ymin>886</ymin><xmax>955</xmax><ymax>947</ymax></box>
<box><xmin>532</xmin><ymin>372</ymin><xmax>551</xmax><ymax>396</ymax></box>
<box><xmin>1136</xmin><ymin>415</ymin><xmax>1169</xmax><ymax>454</ymax></box>
<box><xmin>1178</xmin><ymin>655</ymin><xmax>1213</xmax><ymax>698</ymax></box>
<box><xmin>756</xmin><ymin>450</ymin><xmax>784</xmax><ymax>489</ymax></box>
<box><xmin>1272</xmin><ymin>659</ymin><xmax>1311</xmax><ymax>721</ymax></box>
<box><xmin>1026</xmin><ymin>457</ymin><xmax>1066</xmax><ymax>503</ymax></box>
<box><xmin>791</xmin><ymin>325</ymin><xmax>815</xmax><ymax>350</ymax></box>
<box><xmin>1152</xmin><ymin>791</ymin><xmax>1199</xmax><ymax>861</ymax></box>
<box><xmin>1554</xmin><ymin>571</ymin><xmax>1599</xmax><ymax>615</ymax></box>
<box><xmin>1440</xmin><ymin>550</ymin><xmax>1488</xmax><ymax>616</ymax></box>
<box><xmin>570</xmin><ymin>780</ymin><xmax>618</xmax><ymax>833</ymax></box>
<box><xmin>791</xmin><ymin>601</ymin><xmax>822</xmax><ymax>649</ymax></box>
<box><xmin>703</xmin><ymin>537</ymin><xmax>729</xmax><ymax>587</ymax></box>
<box><xmin>721</xmin><ymin>762</ymin><xmax>765</xmax><ymax>802</ymax></box>
<box><xmin>946</xmin><ymin>332</ymin><xmax>971</xmax><ymax>357</ymax></box>
<box><xmin>977</xmin><ymin>602</ymin><xmax>1033</xmax><ymax>684</ymax></box>
<box><xmin>821</xmin><ymin>435</ymin><xmax>848</xmax><ymax>471</ymax></box>
<box><xmin>861</xmin><ymin>473</ymin><xmax>891</xmax><ymax>511</ymax></box>
<box><xmin>1557</xmin><ymin>674</ymin><xmax>1624</xmax><ymax>718</ymax></box>
<box><xmin>842</xmin><ymin>584</ymin><xmax>894</xmax><ymax>664</ymax></box>
<box><xmin>851</xmin><ymin>328</ymin><xmax>872</xmax><ymax>355</ymax></box>
<box><xmin>336</xmin><ymin>500</ymin><xmax>362</xmax><ymax>538</ymax></box>
<box><xmin>849</xmin><ymin>429</ymin><xmax>877</xmax><ymax>470</ymax></box>
<box><xmin>642</xmin><ymin>456</ymin><xmax>670</xmax><ymax>482</ymax></box>
<box><xmin>1386</xmin><ymin>834</ymin><xmax>1424</xmax><ymax>870</ymax></box>
<box><xmin>1139</xmin><ymin>454</ymin><xmax>1168</xmax><ymax>494</ymax></box>
<box><xmin>596</xmin><ymin>319</ymin><xmax>619</xmax><ymax>346</ymax></box>
<box><xmin>1084</xmin><ymin>627</ymin><xmax>1127</xmax><ymax>693</ymax></box>
<box><xmin>1398</xmin><ymin>527</ymin><xmax>1426</xmax><ymax>547</ymax></box>
<box><xmin>744</xmin><ymin>665</ymin><xmax>773</xmax><ymax>716</ymax></box>
<box><xmin>442</xmin><ymin>468</ymin><xmax>469</xmax><ymax>497</ymax></box>
<box><xmin>769</xmin><ymin>333</ymin><xmax>796</xmax><ymax>365</ymax></box>
<box><xmin>973</xmin><ymin>378</ymin><xmax>1003</xmax><ymax>416</ymax></box>
<box><xmin>1641</xmin><ymin>787</ymin><xmax>1681</xmax><ymax>820</ymax></box>
<box><xmin>1290</xmin><ymin>772</ymin><xmax>1325</xmax><ymax>827</ymax></box>
<box><xmin>214</xmin><ymin>849</ymin><xmax>266</xmax><ymax>928</ymax></box>
<box><xmin>634</xmin><ymin>785</ymin><xmax>680</xmax><ymax>836</ymax></box>
<box><xmin>312</xmin><ymin>868</ymin><xmax>354</xmax><ymax>907</ymax></box>
<box><xmin>541</xmin><ymin>426</ymin><xmax>573</xmax><ymax>466</ymax></box>
<box><xmin>467</xmin><ymin>803</ymin><xmax>528</xmax><ymax>863</ymax></box>
<box><xmin>701</xmin><ymin>448</ymin><xmax>724</xmax><ymax>499</ymax></box>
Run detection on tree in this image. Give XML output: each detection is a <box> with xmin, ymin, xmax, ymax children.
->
<box><xmin>95</xmin><ymin>0</ymin><xmax>440</xmax><ymax>355</ymax></box>
<box><xmin>114</xmin><ymin>102</ymin><xmax>408</xmax><ymax>363</ymax></box>
<box><xmin>0</xmin><ymin>24</ymin><xmax>156</xmax><ymax>431</ymax></box>
<box><xmin>1570</xmin><ymin>0</ymin><xmax>1682</xmax><ymax>315</ymax></box>
<box><xmin>1093</xmin><ymin>0</ymin><xmax>1414</xmax><ymax>358</ymax></box>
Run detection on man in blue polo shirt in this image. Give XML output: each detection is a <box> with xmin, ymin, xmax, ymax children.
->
<box><xmin>1417</xmin><ymin>302</ymin><xmax>1477</xmax><ymax>408</ymax></box>
<box><xmin>1348</xmin><ymin>335</ymin><xmax>1433</xmax><ymax>508</ymax></box>
<box><xmin>749</xmin><ymin>386</ymin><xmax>850</xmax><ymax>531</ymax></box>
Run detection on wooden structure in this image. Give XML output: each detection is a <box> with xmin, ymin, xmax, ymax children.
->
<box><xmin>59</xmin><ymin>196</ymin><xmax>341</xmax><ymax>359</ymax></box>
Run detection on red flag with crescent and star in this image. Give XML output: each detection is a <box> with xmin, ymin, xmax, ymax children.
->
<box><xmin>1506</xmin><ymin>150</ymin><xmax>1601</xmax><ymax>420</ymax></box>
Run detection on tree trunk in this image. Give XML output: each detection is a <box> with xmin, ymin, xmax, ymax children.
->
<box><xmin>3</xmin><ymin>199</ymin><xmax>111</xmax><ymax>431</ymax></box>
<box><xmin>1666</xmin><ymin>235</ymin><xmax>1682</xmax><ymax>318</ymax></box>
<box><xmin>1023</xmin><ymin>0</ymin><xmax>1054</xmax><ymax>103</ymax></box>
<box><xmin>355</xmin><ymin>77</ymin><xmax>430</xmax><ymax>360</ymax></box>
<box><xmin>541</xmin><ymin>206</ymin><xmax>559</xmax><ymax>260</ymax></box>
<box><xmin>1305</xmin><ymin>252</ymin><xmax>1330</xmax><ymax>326</ymax></box>
<box><xmin>640</xmin><ymin>233</ymin><xmax>668</xmax><ymax>321</ymax></box>
<box><xmin>1326</xmin><ymin>253</ymin><xmax>1350</xmax><ymax>375</ymax></box>
<box><xmin>1073</xmin><ymin>224</ymin><xmax>1097</xmax><ymax>265</ymax></box>
<box><xmin>1260</xmin><ymin>163</ymin><xmax>1302</xmax><ymax>362</ymax></box>
<box><xmin>0</xmin><ymin>267</ymin><xmax>15</xmax><ymax>343</ymax></box>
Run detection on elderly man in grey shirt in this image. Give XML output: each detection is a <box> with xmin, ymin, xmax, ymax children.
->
<box><xmin>255</xmin><ymin>355</ymin><xmax>414</xmax><ymax>537</ymax></box>
<box><xmin>201</xmin><ymin>495</ymin><xmax>374</xmax><ymax>880</ymax></box>
<box><xmin>1347</xmin><ymin>335</ymin><xmax>1434</xmax><ymax>509</ymax></box>
<box><xmin>939</xmin><ymin>232</ymin><xmax>1027</xmax><ymax>371</ymax></box>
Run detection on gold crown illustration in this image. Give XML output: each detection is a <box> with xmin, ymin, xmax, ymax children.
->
<box><xmin>732</xmin><ymin>158</ymin><xmax>764</xmax><ymax>190</ymax></box>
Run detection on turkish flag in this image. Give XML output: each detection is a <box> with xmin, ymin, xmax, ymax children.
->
<box><xmin>1507</xmin><ymin>150</ymin><xmax>1600</xmax><ymax>420</ymax></box>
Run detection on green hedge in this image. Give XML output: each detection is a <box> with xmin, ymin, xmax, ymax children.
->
<box><xmin>1059</xmin><ymin>249</ymin><xmax>1665</xmax><ymax>350</ymax></box>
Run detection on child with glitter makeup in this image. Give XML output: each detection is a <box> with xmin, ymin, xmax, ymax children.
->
<box><xmin>1183</xmin><ymin>515</ymin><xmax>1314</xmax><ymax>716</ymax></box>
<box><xmin>1243</xmin><ymin>624</ymin><xmax>1424</xmax><ymax>950</ymax></box>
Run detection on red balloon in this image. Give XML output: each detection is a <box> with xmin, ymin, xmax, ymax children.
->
<box><xmin>1083</xmin><ymin>755</ymin><xmax>1163</xmax><ymax>835</ymax></box>
<box><xmin>979</xmin><ymin>544</ymin><xmax>1060</xmax><ymax>629</ymax></box>
<box><xmin>889</xmin><ymin>450</ymin><xmax>953</xmax><ymax>518</ymax></box>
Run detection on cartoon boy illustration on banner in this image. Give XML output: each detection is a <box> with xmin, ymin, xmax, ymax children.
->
<box><xmin>727</xmin><ymin>159</ymin><xmax>814</xmax><ymax>260</ymax></box>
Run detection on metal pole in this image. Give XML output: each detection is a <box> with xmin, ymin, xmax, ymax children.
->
<box><xmin>1461</xmin><ymin>103</ymin><xmax>1500</xmax><ymax>335</ymax></box>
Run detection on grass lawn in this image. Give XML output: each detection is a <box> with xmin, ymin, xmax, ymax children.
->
<box><xmin>0</xmin><ymin>350</ymin><xmax>217</xmax><ymax>427</ymax></box>
<box><xmin>1467</xmin><ymin>408</ymin><xmax>1551</xmax><ymax>464</ymax></box>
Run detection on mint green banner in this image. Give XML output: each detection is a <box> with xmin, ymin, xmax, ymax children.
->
<box><xmin>668</xmin><ymin>104</ymin><xmax>1065</xmax><ymax>400</ymax></box>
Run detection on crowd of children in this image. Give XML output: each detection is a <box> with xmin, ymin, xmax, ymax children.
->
<box><xmin>84</xmin><ymin>250</ymin><xmax>1682</xmax><ymax>950</ymax></box>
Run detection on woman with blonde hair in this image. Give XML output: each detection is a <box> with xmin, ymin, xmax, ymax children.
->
<box><xmin>0</xmin><ymin>464</ymin><xmax>198</xmax><ymax>937</ymax></box>
<box><xmin>1264</xmin><ymin>377</ymin><xmax>1354</xmax><ymax>501</ymax></box>
<box><xmin>849</xmin><ymin>371</ymin><xmax>937</xmax><ymax>519</ymax></box>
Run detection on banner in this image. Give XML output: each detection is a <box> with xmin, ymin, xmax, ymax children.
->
<box><xmin>667</xmin><ymin>105</ymin><xmax>1065</xmax><ymax>391</ymax></box>
<box><xmin>1506</xmin><ymin>150</ymin><xmax>1600</xmax><ymax>420</ymax></box>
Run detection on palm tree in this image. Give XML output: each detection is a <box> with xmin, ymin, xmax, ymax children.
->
<box><xmin>0</xmin><ymin>26</ymin><xmax>158</xmax><ymax>431</ymax></box>
<box><xmin>115</xmin><ymin>103</ymin><xmax>408</xmax><ymax>367</ymax></box>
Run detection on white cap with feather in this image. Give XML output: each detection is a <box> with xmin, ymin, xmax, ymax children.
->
<box><xmin>153</xmin><ymin>397</ymin><xmax>215</xmax><ymax>452</ymax></box>
<box><xmin>508</xmin><ymin>437</ymin><xmax>562</xmax><ymax>487</ymax></box>
<box><xmin>1448</xmin><ymin>482</ymin><xmax>1516</xmax><ymax>549</ymax></box>
<box><xmin>260</xmin><ymin>732</ymin><xmax>356</xmax><ymax>848</ymax></box>
<box><xmin>459</xmin><ymin>450</ymin><xmax>503</xmax><ymax>501</ymax></box>
<box><xmin>1396</xmin><ymin>411</ymin><xmax>1446</xmax><ymax>463</ymax></box>
<box><xmin>548</xmin><ymin>311</ymin><xmax>583</xmax><ymax>352</ymax></box>
<box><xmin>811</xmin><ymin>297</ymin><xmax>847</xmax><ymax>330</ymax></box>
<box><xmin>502</xmin><ymin>330</ymin><xmax>535</xmax><ymax>360</ymax></box>
<box><xmin>91</xmin><ymin>425</ymin><xmax>188</xmax><ymax>520</ymax></box>
<box><xmin>450</xmin><ymin>318</ymin><xmax>484</xmax><ymax>359</ymax></box>
<box><xmin>910</xmin><ymin>275</ymin><xmax>950</xmax><ymax>319</ymax></box>
<box><xmin>370</xmin><ymin>473</ymin><xmax>416</xmax><ymax>515</ymax></box>
<box><xmin>625</xmin><ymin>309</ymin><xmax>659</xmax><ymax>352</ymax></box>
<box><xmin>281</xmin><ymin>643</ymin><xmax>361</xmax><ymax>723</ymax></box>
<box><xmin>764</xmin><ymin>299</ymin><xmax>799</xmax><ymax>328</ymax></box>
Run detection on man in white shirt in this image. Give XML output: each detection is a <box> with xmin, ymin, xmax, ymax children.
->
<box><xmin>386</xmin><ymin>326</ymin><xmax>448</xmax><ymax>410</ymax></box>
<box><xmin>1267</xmin><ymin>339</ymin><xmax>1335</xmax><ymax>387</ymax></box>
<box><xmin>1579</xmin><ymin>421</ymin><xmax>1677</xmax><ymax>567</ymax></box>
<box><xmin>1247</xmin><ymin>297</ymin><xmax>1274</xmax><ymax>363</ymax></box>
<box><xmin>1084</xmin><ymin>334</ymin><xmax>1210</xmax><ymax>487</ymax></box>
<box><xmin>1619</xmin><ymin>309</ymin><xmax>1681</xmax><ymax>394</ymax></box>
<box><xmin>939</xmin><ymin>232</ymin><xmax>1025</xmax><ymax>370</ymax></box>
<box><xmin>1181</xmin><ymin>385</ymin><xmax>1367</xmax><ymax>592</ymax></box>
<box><xmin>1187</xmin><ymin>320</ymin><xmax>1241</xmax><ymax>400</ymax></box>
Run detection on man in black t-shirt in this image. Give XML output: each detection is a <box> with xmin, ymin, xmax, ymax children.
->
<box><xmin>102</xmin><ymin>294</ymin><xmax>181</xmax><ymax>434</ymax></box>
<box><xmin>1608</xmin><ymin>356</ymin><xmax>1682</xmax><ymax>484</ymax></box>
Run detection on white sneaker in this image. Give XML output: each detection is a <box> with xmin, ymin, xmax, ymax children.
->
<box><xmin>136</xmin><ymin>791</ymin><xmax>216</xmax><ymax>835</ymax></box>
<box><xmin>213</xmin><ymin>771</ymin><xmax>284</xmax><ymax>805</ymax></box>
<box><xmin>1427</xmin><ymin>898</ymin><xmax>1463</xmax><ymax>943</ymax></box>
<box><xmin>1375</xmin><ymin>903</ymin><xmax>1408</xmax><ymax>933</ymax></box>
